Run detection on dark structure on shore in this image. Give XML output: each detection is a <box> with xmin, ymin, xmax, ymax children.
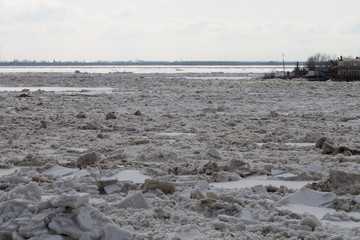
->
<box><xmin>301</xmin><ymin>55</ymin><xmax>360</xmax><ymax>81</ymax></box>
<box><xmin>338</xmin><ymin>57</ymin><xmax>360</xmax><ymax>80</ymax></box>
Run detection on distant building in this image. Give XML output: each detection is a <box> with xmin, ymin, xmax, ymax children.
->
<box><xmin>304</xmin><ymin>60</ymin><xmax>337</xmax><ymax>80</ymax></box>
<box><xmin>338</xmin><ymin>57</ymin><xmax>360</xmax><ymax>80</ymax></box>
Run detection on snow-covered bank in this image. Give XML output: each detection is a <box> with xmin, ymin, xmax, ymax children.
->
<box><xmin>0</xmin><ymin>72</ymin><xmax>360</xmax><ymax>239</ymax></box>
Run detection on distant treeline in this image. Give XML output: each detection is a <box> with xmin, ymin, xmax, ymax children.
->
<box><xmin>0</xmin><ymin>60</ymin><xmax>302</xmax><ymax>66</ymax></box>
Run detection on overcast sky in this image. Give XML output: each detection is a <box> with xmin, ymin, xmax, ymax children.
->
<box><xmin>1</xmin><ymin>0</ymin><xmax>360</xmax><ymax>62</ymax></box>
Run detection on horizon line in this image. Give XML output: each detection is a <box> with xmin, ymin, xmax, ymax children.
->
<box><xmin>0</xmin><ymin>60</ymin><xmax>304</xmax><ymax>66</ymax></box>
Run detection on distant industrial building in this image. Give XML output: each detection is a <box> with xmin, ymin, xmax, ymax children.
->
<box><xmin>338</xmin><ymin>57</ymin><xmax>360</xmax><ymax>80</ymax></box>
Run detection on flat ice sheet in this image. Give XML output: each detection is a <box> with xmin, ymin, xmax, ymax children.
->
<box><xmin>103</xmin><ymin>170</ymin><xmax>151</xmax><ymax>184</ymax></box>
<box><xmin>348</xmin><ymin>119</ymin><xmax>360</xmax><ymax>124</ymax></box>
<box><xmin>42</xmin><ymin>165</ymin><xmax>76</xmax><ymax>177</ymax></box>
<box><xmin>0</xmin><ymin>168</ymin><xmax>18</xmax><ymax>177</ymax></box>
<box><xmin>285</xmin><ymin>143</ymin><xmax>315</xmax><ymax>147</ymax></box>
<box><xmin>156</xmin><ymin>132</ymin><xmax>196</xmax><ymax>137</ymax></box>
<box><xmin>0</xmin><ymin>87</ymin><xmax>114</xmax><ymax>94</ymax></box>
<box><xmin>211</xmin><ymin>175</ymin><xmax>312</xmax><ymax>190</ymax></box>
<box><xmin>256</xmin><ymin>143</ymin><xmax>314</xmax><ymax>147</ymax></box>
<box><xmin>277</xmin><ymin>204</ymin><xmax>360</xmax><ymax>229</ymax></box>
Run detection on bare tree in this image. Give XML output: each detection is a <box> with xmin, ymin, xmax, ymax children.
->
<box><xmin>306</xmin><ymin>53</ymin><xmax>333</xmax><ymax>70</ymax></box>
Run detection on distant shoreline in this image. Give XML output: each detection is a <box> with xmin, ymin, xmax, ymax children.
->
<box><xmin>0</xmin><ymin>60</ymin><xmax>302</xmax><ymax>67</ymax></box>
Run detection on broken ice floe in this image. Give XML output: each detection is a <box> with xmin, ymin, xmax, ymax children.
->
<box><xmin>278</xmin><ymin>187</ymin><xmax>336</xmax><ymax>208</ymax></box>
<box><xmin>277</xmin><ymin>187</ymin><xmax>360</xmax><ymax>229</ymax></box>
<box><xmin>278</xmin><ymin>204</ymin><xmax>360</xmax><ymax>229</ymax></box>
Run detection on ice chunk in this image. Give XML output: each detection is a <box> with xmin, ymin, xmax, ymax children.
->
<box><xmin>208</xmin><ymin>148</ymin><xmax>222</xmax><ymax>160</ymax></box>
<box><xmin>2</xmin><ymin>175</ymin><xmax>31</xmax><ymax>184</ymax></box>
<box><xmin>213</xmin><ymin>171</ymin><xmax>241</xmax><ymax>182</ymax></box>
<box><xmin>253</xmin><ymin>185</ymin><xmax>268</xmax><ymax>195</ymax></box>
<box><xmin>12</xmin><ymin>182</ymin><xmax>42</xmax><ymax>201</ymax></box>
<box><xmin>190</xmin><ymin>188</ymin><xmax>205</xmax><ymax>200</ymax></box>
<box><xmin>238</xmin><ymin>218</ymin><xmax>262</xmax><ymax>225</ymax></box>
<box><xmin>195</xmin><ymin>180</ymin><xmax>209</xmax><ymax>191</ymax></box>
<box><xmin>76</xmin><ymin>210</ymin><xmax>95</xmax><ymax>231</ymax></box>
<box><xmin>74</xmin><ymin>169</ymin><xmax>91</xmax><ymax>178</ymax></box>
<box><xmin>271</xmin><ymin>169</ymin><xmax>298</xmax><ymax>180</ymax></box>
<box><xmin>279</xmin><ymin>187</ymin><xmax>336</xmax><ymax>207</ymax></box>
<box><xmin>102</xmin><ymin>224</ymin><xmax>132</xmax><ymax>240</ymax></box>
<box><xmin>271</xmin><ymin>169</ymin><xmax>287</xmax><ymax>176</ymax></box>
<box><xmin>0</xmin><ymin>168</ymin><xmax>18</xmax><ymax>177</ymax></box>
<box><xmin>0</xmin><ymin>223</ymin><xmax>18</xmax><ymax>237</ymax></box>
<box><xmin>354</xmin><ymin>195</ymin><xmax>360</xmax><ymax>204</ymax></box>
<box><xmin>117</xmin><ymin>192</ymin><xmax>150</xmax><ymax>209</ymax></box>
<box><xmin>218</xmin><ymin>214</ymin><xmax>240</xmax><ymax>223</ymax></box>
<box><xmin>205</xmin><ymin>191</ymin><xmax>219</xmax><ymax>199</ymax></box>
<box><xmin>174</xmin><ymin>228</ymin><xmax>202</xmax><ymax>239</ymax></box>
<box><xmin>60</xmin><ymin>179</ymin><xmax>75</xmax><ymax>190</ymax></box>
<box><xmin>104</xmin><ymin>184</ymin><xmax>121</xmax><ymax>194</ymax></box>
<box><xmin>300</xmin><ymin>215</ymin><xmax>321</xmax><ymax>230</ymax></box>
<box><xmin>50</xmin><ymin>192</ymin><xmax>90</xmax><ymax>208</ymax></box>
<box><xmin>79</xmin><ymin>232</ymin><xmax>91</xmax><ymax>240</ymax></box>
<box><xmin>307</xmin><ymin>163</ymin><xmax>328</xmax><ymax>173</ymax></box>
<box><xmin>272</xmin><ymin>172</ymin><xmax>298</xmax><ymax>181</ymax></box>
<box><xmin>43</xmin><ymin>236</ymin><xmax>64</xmax><ymax>240</ymax></box>
<box><xmin>18</xmin><ymin>221</ymin><xmax>45</xmax><ymax>238</ymax></box>
<box><xmin>106</xmin><ymin>169</ymin><xmax>151</xmax><ymax>184</ymax></box>
<box><xmin>288</xmin><ymin>223</ymin><xmax>312</xmax><ymax>231</ymax></box>
<box><xmin>49</xmin><ymin>217</ymin><xmax>85</xmax><ymax>239</ymax></box>
<box><xmin>329</xmin><ymin>169</ymin><xmax>360</xmax><ymax>185</ymax></box>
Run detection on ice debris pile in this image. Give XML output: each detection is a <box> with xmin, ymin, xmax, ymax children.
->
<box><xmin>0</xmin><ymin>180</ymin><xmax>142</xmax><ymax>239</ymax></box>
<box><xmin>1</xmin><ymin>73</ymin><xmax>360</xmax><ymax>239</ymax></box>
